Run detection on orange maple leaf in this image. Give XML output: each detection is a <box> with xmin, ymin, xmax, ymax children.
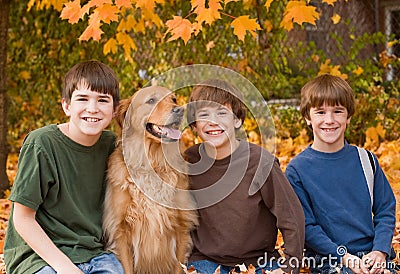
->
<box><xmin>103</xmin><ymin>38</ymin><xmax>118</xmax><ymax>55</ymax></box>
<box><xmin>191</xmin><ymin>0</ymin><xmax>205</xmax><ymax>12</ymax></box>
<box><xmin>264</xmin><ymin>0</ymin><xmax>274</xmax><ymax>12</ymax></box>
<box><xmin>79</xmin><ymin>23</ymin><xmax>103</xmax><ymax>41</ymax></box>
<box><xmin>136</xmin><ymin>0</ymin><xmax>156</xmax><ymax>11</ymax></box>
<box><xmin>196</xmin><ymin>0</ymin><xmax>222</xmax><ymax>25</ymax></box>
<box><xmin>282</xmin><ymin>0</ymin><xmax>320</xmax><ymax>30</ymax></box>
<box><xmin>165</xmin><ymin>16</ymin><xmax>193</xmax><ymax>44</ymax></box>
<box><xmin>79</xmin><ymin>12</ymin><xmax>103</xmax><ymax>41</ymax></box>
<box><xmin>60</xmin><ymin>0</ymin><xmax>83</xmax><ymax>24</ymax></box>
<box><xmin>115</xmin><ymin>0</ymin><xmax>132</xmax><ymax>8</ymax></box>
<box><xmin>86</xmin><ymin>0</ymin><xmax>113</xmax><ymax>8</ymax></box>
<box><xmin>231</xmin><ymin>15</ymin><xmax>261</xmax><ymax>42</ymax></box>
<box><xmin>95</xmin><ymin>3</ymin><xmax>119</xmax><ymax>24</ymax></box>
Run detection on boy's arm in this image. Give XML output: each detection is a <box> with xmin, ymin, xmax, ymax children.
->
<box><xmin>13</xmin><ymin>202</ymin><xmax>84</xmax><ymax>274</ymax></box>
<box><xmin>285</xmin><ymin>165</ymin><xmax>341</xmax><ymax>256</ymax></box>
<box><xmin>262</xmin><ymin>160</ymin><xmax>305</xmax><ymax>273</ymax></box>
<box><xmin>371</xmin><ymin>160</ymin><xmax>396</xmax><ymax>255</ymax></box>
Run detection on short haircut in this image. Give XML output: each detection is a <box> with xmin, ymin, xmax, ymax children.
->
<box><xmin>62</xmin><ymin>60</ymin><xmax>120</xmax><ymax>108</ymax></box>
<box><xmin>300</xmin><ymin>74</ymin><xmax>355</xmax><ymax>120</ymax></box>
<box><xmin>186</xmin><ymin>79</ymin><xmax>247</xmax><ymax>126</ymax></box>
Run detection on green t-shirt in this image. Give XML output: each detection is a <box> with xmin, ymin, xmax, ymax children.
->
<box><xmin>4</xmin><ymin>124</ymin><xmax>117</xmax><ymax>274</ymax></box>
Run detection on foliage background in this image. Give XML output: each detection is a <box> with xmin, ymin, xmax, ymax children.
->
<box><xmin>0</xmin><ymin>0</ymin><xmax>400</xmax><ymax>271</ymax></box>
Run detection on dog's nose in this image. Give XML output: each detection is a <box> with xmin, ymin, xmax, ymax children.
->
<box><xmin>172</xmin><ymin>107</ymin><xmax>183</xmax><ymax>115</ymax></box>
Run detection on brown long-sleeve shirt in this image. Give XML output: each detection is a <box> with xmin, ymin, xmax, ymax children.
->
<box><xmin>185</xmin><ymin>140</ymin><xmax>305</xmax><ymax>273</ymax></box>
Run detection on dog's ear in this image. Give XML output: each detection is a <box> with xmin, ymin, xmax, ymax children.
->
<box><xmin>115</xmin><ymin>98</ymin><xmax>132</xmax><ymax>128</ymax></box>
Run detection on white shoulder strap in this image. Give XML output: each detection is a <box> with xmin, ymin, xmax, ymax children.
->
<box><xmin>357</xmin><ymin>147</ymin><xmax>374</xmax><ymax>209</ymax></box>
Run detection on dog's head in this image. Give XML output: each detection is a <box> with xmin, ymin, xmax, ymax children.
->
<box><xmin>116</xmin><ymin>86</ymin><xmax>184</xmax><ymax>143</ymax></box>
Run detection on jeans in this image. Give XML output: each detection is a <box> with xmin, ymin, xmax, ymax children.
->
<box><xmin>35</xmin><ymin>253</ymin><xmax>124</xmax><ymax>274</ymax></box>
<box><xmin>306</xmin><ymin>250</ymin><xmax>397</xmax><ymax>274</ymax></box>
<box><xmin>188</xmin><ymin>259</ymin><xmax>279</xmax><ymax>274</ymax></box>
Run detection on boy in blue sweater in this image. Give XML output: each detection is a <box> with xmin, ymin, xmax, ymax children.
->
<box><xmin>285</xmin><ymin>74</ymin><xmax>396</xmax><ymax>274</ymax></box>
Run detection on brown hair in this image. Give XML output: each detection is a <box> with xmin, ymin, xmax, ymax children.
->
<box><xmin>300</xmin><ymin>74</ymin><xmax>355</xmax><ymax>120</ymax></box>
<box><xmin>62</xmin><ymin>60</ymin><xmax>120</xmax><ymax>108</ymax></box>
<box><xmin>186</xmin><ymin>79</ymin><xmax>246</xmax><ymax>126</ymax></box>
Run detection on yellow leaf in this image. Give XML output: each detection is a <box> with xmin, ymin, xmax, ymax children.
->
<box><xmin>87</xmin><ymin>0</ymin><xmax>113</xmax><ymax>8</ymax></box>
<box><xmin>117</xmin><ymin>18</ymin><xmax>126</xmax><ymax>31</ymax></box>
<box><xmin>135</xmin><ymin>0</ymin><xmax>155</xmax><ymax>11</ymax></box>
<box><xmin>165</xmin><ymin>16</ymin><xmax>193</xmax><ymax>44</ymax></box>
<box><xmin>263</xmin><ymin>20</ymin><xmax>273</xmax><ymax>32</ymax></box>
<box><xmin>331</xmin><ymin>13</ymin><xmax>341</xmax><ymax>24</ymax></box>
<box><xmin>191</xmin><ymin>0</ymin><xmax>205</xmax><ymax>12</ymax></box>
<box><xmin>318</xmin><ymin>59</ymin><xmax>332</xmax><ymax>74</ymax></box>
<box><xmin>265</xmin><ymin>0</ymin><xmax>274</xmax><ymax>12</ymax></box>
<box><xmin>191</xmin><ymin>22</ymin><xmax>202</xmax><ymax>36</ymax></box>
<box><xmin>195</xmin><ymin>0</ymin><xmax>221</xmax><ymax>25</ymax></box>
<box><xmin>318</xmin><ymin>59</ymin><xmax>348</xmax><ymax>79</ymax></box>
<box><xmin>103</xmin><ymin>38</ymin><xmax>118</xmax><ymax>55</ymax></box>
<box><xmin>311</xmin><ymin>54</ymin><xmax>320</xmax><ymax>62</ymax></box>
<box><xmin>60</xmin><ymin>0</ymin><xmax>83</xmax><ymax>24</ymax></box>
<box><xmin>27</xmin><ymin>0</ymin><xmax>35</xmax><ymax>11</ymax></box>
<box><xmin>19</xmin><ymin>70</ymin><xmax>31</xmax><ymax>80</ymax></box>
<box><xmin>79</xmin><ymin>12</ymin><xmax>103</xmax><ymax>41</ymax></box>
<box><xmin>387</xmin><ymin>40</ymin><xmax>398</xmax><ymax>48</ymax></box>
<box><xmin>206</xmin><ymin>41</ymin><xmax>215</xmax><ymax>51</ymax></box>
<box><xmin>242</xmin><ymin>0</ymin><xmax>255</xmax><ymax>9</ymax></box>
<box><xmin>124</xmin><ymin>15</ymin><xmax>137</xmax><ymax>32</ymax></box>
<box><xmin>115</xmin><ymin>0</ymin><xmax>132</xmax><ymax>8</ymax></box>
<box><xmin>231</xmin><ymin>15</ymin><xmax>261</xmax><ymax>42</ymax></box>
<box><xmin>352</xmin><ymin>66</ymin><xmax>364</xmax><ymax>76</ymax></box>
<box><xmin>142</xmin><ymin>9</ymin><xmax>163</xmax><ymax>27</ymax></box>
<box><xmin>134</xmin><ymin>18</ymin><xmax>146</xmax><ymax>33</ymax></box>
<box><xmin>116</xmin><ymin>32</ymin><xmax>137</xmax><ymax>59</ymax></box>
<box><xmin>280</xmin><ymin>16</ymin><xmax>294</xmax><ymax>31</ymax></box>
<box><xmin>376</xmin><ymin>123</ymin><xmax>386</xmax><ymax>139</ymax></box>
<box><xmin>282</xmin><ymin>0</ymin><xmax>320</xmax><ymax>30</ymax></box>
<box><xmin>366</xmin><ymin>127</ymin><xmax>380</xmax><ymax>144</ymax></box>
<box><xmin>95</xmin><ymin>3</ymin><xmax>119</xmax><ymax>24</ymax></box>
<box><xmin>322</xmin><ymin>0</ymin><xmax>337</xmax><ymax>5</ymax></box>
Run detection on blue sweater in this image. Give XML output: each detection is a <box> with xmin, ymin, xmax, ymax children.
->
<box><xmin>285</xmin><ymin>143</ymin><xmax>396</xmax><ymax>257</ymax></box>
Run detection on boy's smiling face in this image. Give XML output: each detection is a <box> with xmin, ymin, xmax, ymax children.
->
<box><xmin>193</xmin><ymin>103</ymin><xmax>242</xmax><ymax>159</ymax></box>
<box><xmin>62</xmin><ymin>86</ymin><xmax>115</xmax><ymax>146</ymax></box>
<box><xmin>306</xmin><ymin>103</ymin><xmax>351</xmax><ymax>153</ymax></box>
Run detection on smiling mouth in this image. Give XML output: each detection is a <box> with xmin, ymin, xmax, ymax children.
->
<box><xmin>322</xmin><ymin>128</ymin><xmax>337</xmax><ymax>132</ymax></box>
<box><xmin>146</xmin><ymin>123</ymin><xmax>182</xmax><ymax>142</ymax></box>
<box><xmin>83</xmin><ymin>117</ymin><xmax>101</xmax><ymax>122</ymax></box>
<box><xmin>206</xmin><ymin>129</ymin><xmax>224</xmax><ymax>135</ymax></box>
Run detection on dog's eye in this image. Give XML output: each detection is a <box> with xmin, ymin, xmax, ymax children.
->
<box><xmin>146</xmin><ymin>98</ymin><xmax>156</xmax><ymax>104</ymax></box>
<box><xmin>172</xmin><ymin>97</ymin><xmax>177</xmax><ymax>104</ymax></box>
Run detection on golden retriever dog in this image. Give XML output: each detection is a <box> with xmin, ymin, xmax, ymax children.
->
<box><xmin>103</xmin><ymin>86</ymin><xmax>198</xmax><ymax>274</ymax></box>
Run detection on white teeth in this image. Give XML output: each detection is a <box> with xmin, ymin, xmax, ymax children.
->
<box><xmin>153</xmin><ymin>124</ymin><xmax>163</xmax><ymax>134</ymax></box>
<box><xmin>85</xmin><ymin>118</ymin><xmax>99</xmax><ymax>122</ymax></box>
<box><xmin>208</xmin><ymin>130</ymin><xmax>223</xmax><ymax>135</ymax></box>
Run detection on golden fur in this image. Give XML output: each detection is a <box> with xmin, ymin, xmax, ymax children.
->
<box><xmin>103</xmin><ymin>86</ymin><xmax>198</xmax><ymax>274</ymax></box>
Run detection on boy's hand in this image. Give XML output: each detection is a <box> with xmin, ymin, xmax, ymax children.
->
<box><xmin>362</xmin><ymin>251</ymin><xmax>387</xmax><ymax>274</ymax></box>
<box><xmin>269</xmin><ymin>268</ymin><xmax>287</xmax><ymax>274</ymax></box>
<box><xmin>342</xmin><ymin>253</ymin><xmax>370</xmax><ymax>274</ymax></box>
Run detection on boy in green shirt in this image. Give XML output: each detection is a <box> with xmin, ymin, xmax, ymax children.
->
<box><xmin>4</xmin><ymin>60</ymin><xmax>124</xmax><ymax>274</ymax></box>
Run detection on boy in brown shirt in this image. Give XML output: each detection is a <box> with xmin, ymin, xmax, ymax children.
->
<box><xmin>184</xmin><ymin>79</ymin><xmax>305</xmax><ymax>274</ymax></box>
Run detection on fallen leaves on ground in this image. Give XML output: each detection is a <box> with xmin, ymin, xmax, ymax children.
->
<box><xmin>1</xmin><ymin>138</ymin><xmax>400</xmax><ymax>273</ymax></box>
